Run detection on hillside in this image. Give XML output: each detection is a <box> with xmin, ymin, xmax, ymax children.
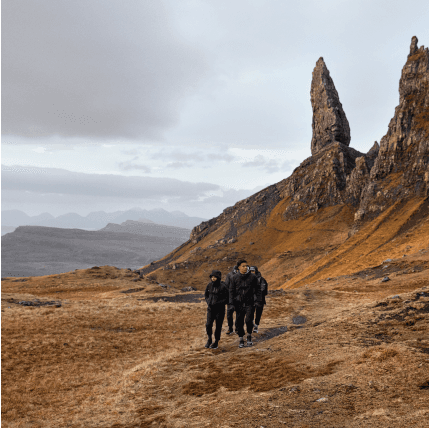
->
<box><xmin>1</xmin><ymin>226</ymin><xmax>188</xmax><ymax>277</ymax></box>
<box><xmin>1</xmin><ymin>248</ymin><xmax>428</xmax><ymax>426</ymax></box>
<box><xmin>139</xmin><ymin>36</ymin><xmax>429</xmax><ymax>292</ymax></box>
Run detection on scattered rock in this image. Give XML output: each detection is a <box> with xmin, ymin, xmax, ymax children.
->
<box><xmin>381</xmin><ymin>277</ymin><xmax>390</xmax><ymax>283</ymax></box>
<box><xmin>384</xmin><ymin>259</ymin><xmax>393</xmax><ymax>263</ymax></box>
<box><xmin>316</xmin><ymin>397</ymin><xmax>328</xmax><ymax>402</ymax></box>
<box><xmin>182</xmin><ymin>286</ymin><xmax>197</xmax><ymax>292</ymax></box>
<box><xmin>293</xmin><ymin>316</ymin><xmax>307</xmax><ymax>325</ymax></box>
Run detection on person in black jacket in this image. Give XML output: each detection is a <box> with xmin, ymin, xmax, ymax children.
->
<box><xmin>224</xmin><ymin>265</ymin><xmax>238</xmax><ymax>335</ymax></box>
<box><xmin>229</xmin><ymin>259</ymin><xmax>261</xmax><ymax>348</ymax></box>
<box><xmin>249</xmin><ymin>266</ymin><xmax>268</xmax><ymax>333</ymax></box>
<box><xmin>204</xmin><ymin>270</ymin><xmax>229</xmax><ymax>349</ymax></box>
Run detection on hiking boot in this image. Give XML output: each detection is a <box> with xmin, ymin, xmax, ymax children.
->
<box><xmin>205</xmin><ymin>338</ymin><xmax>212</xmax><ymax>348</ymax></box>
<box><xmin>247</xmin><ymin>335</ymin><xmax>253</xmax><ymax>346</ymax></box>
<box><xmin>253</xmin><ymin>324</ymin><xmax>259</xmax><ymax>333</ymax></box>
<box><xmin>209</xmin><ymin>340</ymin><xmax>219</xmax><ymax>349</ymax></box>
<box><xmin>226</xmin><ymin>328</ymin><xmax>234</xmax><ymax>335</ymax></box>
<box><xmin>239</xmin><ymin>338</ymin><xmax>245</xmax><ymax>348</ymax></box>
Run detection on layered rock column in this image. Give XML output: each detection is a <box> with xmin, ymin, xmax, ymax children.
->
<box><xmin>310</xmin><ymin>58</ymin><xmax>351</xmax><ymax>155</ymax></box>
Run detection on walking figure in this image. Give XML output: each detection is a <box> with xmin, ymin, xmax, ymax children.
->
<box><xmin>224</xmin><ymin>265</ymin><xmax>238</xmax><ymax>335</ymax></box>
<box><xmin>229</xmin><ymin>259</ymin><xmax>262</xmax><ymax>348</ymax></box>
<box><xmin>249</xmin><ymin>266</ymin><xmax>268</xmax><ymax>333</ymax></box>
<box><xmin>204</xmin><ymin>270</ymin><xmax>228</xmax><ymax>349</ymax></box>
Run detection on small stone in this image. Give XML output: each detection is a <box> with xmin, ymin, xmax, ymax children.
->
<box><xmin>384</xmin><ymin>259</ymin><xmax>393</xmax><ymax>263</ymax></box>
<box><xmin>381</xmin><ymin>277</ymin><xmax>390</xmax><ymax>283</ymax></box>
<box><xmin>316</xmin><ymin>397</ymin><xmax>328</xmax><ymax>402</ymax></box>
<box><xmin>249</xmin><ymin>242</ymin><xmax>254</xmax><ymax>245</ymax></box>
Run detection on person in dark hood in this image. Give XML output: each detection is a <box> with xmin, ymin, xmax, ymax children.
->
<box><xmin>204</xmin><ymin>270</ymin><xmax>228</xmax><ymax>349</ymax></box>
<box><xmin>249</xmin><ymin>266</ymin><xmax>268</xmax><ymax>333</ymax></box>
<box><xmin>224</xmin><ymin>265</ymin><xmax>238</xmax><ymax>335</ymax></box>
<box><xmin>229</xmin><ymin>259</ymin><xmax>262</xmax><ymax>348</ymax></box>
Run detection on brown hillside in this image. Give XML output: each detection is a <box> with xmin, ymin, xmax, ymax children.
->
<box><xmin>140</xmin><ymin>36</ymin><xmax>429</xmax><ymax>292</ymax></box>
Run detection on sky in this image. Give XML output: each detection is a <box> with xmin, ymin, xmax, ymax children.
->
<box><xmin>2</xmin><ymin>0</ymin><xmax>428</xmax><ymax>219</ymax></box>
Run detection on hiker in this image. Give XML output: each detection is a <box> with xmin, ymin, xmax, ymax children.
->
<box><xmin>204</xmin><ymin>270</ymin><xmax>229</xmax><ymax>349</ymax></box>
<box><xmin>229</xmin><ymin>259</ymin><xmax>262</xmax><ymax>348</ymax></box>
<box><xmin>224</xmin><ymin>265</ymin><xmax>238</xmax><ymax>335</ymax></box>
<box><xmin>249</xmin><ymin>266</ymin><xmax>268</xmax><ymax>333</ymax></box>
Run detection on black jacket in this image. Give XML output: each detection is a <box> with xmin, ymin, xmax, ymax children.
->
<box><xmin>254</xmin><ymin>272</ymin><xmax>268</xmax><ymax>304</ymax></box>
<box><xmin>229</xmin><ymin>271</ymin><xmax>261</xmax><ymax>306</ymax></box>
<box><xmin>205</xmin><ymin>280</ymin><xmax>229</xmax><ymax>307</ymax></box>
<box><xmin>224</xmin><ymin>268</ymin><xmax>237</xmax><ymax>291</ymax></box>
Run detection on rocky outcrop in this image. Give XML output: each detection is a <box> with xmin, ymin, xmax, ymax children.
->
<box><xmin>356</xmin><ymin>36</ymin><xmax>429</xmax><ymax>221</ymax></box>
<box><xmin>310</xmin><ymin>58</ymin><xmax>351</xmax><ymax>155</ymax></box>
<box><xmin>187</xmin><ymin>37</ymin><xmax>427</xmax><ymax>242</ymax></box>
<box><xmin>145</xmin><ymin>36</ymin><xmax>428</xmax><ymax>280</ymax></box>
<box><xmin>189</xmin><ymin>184</ymin><xmax>282</xmax><ymax>244</ymax></box>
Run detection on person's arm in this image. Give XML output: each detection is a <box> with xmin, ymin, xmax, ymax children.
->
<box><xmin>205</xmin><ymin>283</ymin><xmax>210</xmax><ymax>304</ymax></box>
<box><xmin>262</xmin><ymin>277</ymin><xmax>268</xmax><ymax>295</ymax></box>
<box><xmin>254</xmin><ymin>276</ymin><xmax>263</xmax><ymax>304</ymax></box>
<box><xmin>229</xmin><ymin>276</ymin><xmax>236</xmax><ymax>305</ymax></box>
<box><xmin>260</xmin><ymin>277</ymin><xmax>267</xmax><ymax>295</ymax></box>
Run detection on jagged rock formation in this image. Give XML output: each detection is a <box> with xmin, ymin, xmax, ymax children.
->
<box><xmin>310</xmin><ymin>57</ymin><xmax>351</xmax><ymax>155</ymax></box>
<box><xmin>356</xmin><ymin>36</ymin><xmax>429</xmax><ymax>222</ymax></box>
<box><xmin>141</xmin><ymin>36</ymin><xmax>429</xmax><ymax>288</ymax></box>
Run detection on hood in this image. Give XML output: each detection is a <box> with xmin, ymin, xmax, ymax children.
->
<box><xmin>209</xmin><ymin>270</ymin><xmax>222</xmax><ymax>280</ymax></box>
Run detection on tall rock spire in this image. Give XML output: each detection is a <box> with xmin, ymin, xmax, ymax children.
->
<box><xmin>310</xmin><ymin>57</ymin><xmax>351</xmax><ymax>155</ymax></box>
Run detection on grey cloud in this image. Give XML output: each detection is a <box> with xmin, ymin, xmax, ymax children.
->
<box><xmin>1</xmin><ymin>165</ymin><xmax>218</xmax><ymax>201</ymax></box>
<box><xmin>241</xmin><ymin>155</ymin><xmax>295</xmax><ymax>174</ymax></box>
<box><xmin>2</xmin><ymin>1</ymin><xmax>206</xmax><ymax>140</ymax></box>
<box><xmin>1</xmin><ymin>166</ymin><xmax>265</xmax><ymax>219</ymax></box>
<box><xmin>151</xmin><ymin>149</ymin><xmax>235</xmax><ymax>163</ymax></box>
<box><xmin>118</xmin><ymin>157</ymin><xmax>151</xmax><ymax>173</ymax></box>
<box><xmin>166</xmin><ymin>162</ymin><xmax>194</xmax><ymax>169</ymax></box>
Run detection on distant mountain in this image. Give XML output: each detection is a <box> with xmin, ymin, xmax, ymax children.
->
<box><xmin>101</xmin><ymin>220</ymin><xmax>190</xmax><ymax>240</ymax></box>
<box><xmin>1</xmin><ymin>208</ymin><xmax>207</xmax><ymax>230</ymax></box>
<box><xmin>1</xmin><ymin>226</ymin><xmax>16</xmax><ymax>236</ymax></box>
<box><xmin>1</xmin><ymin>225</ymin><xmax>189</xmax><ymax>277</ymax></box>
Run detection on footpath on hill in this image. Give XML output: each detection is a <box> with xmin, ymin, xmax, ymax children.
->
<box><xmin>1</xmin><ymin>248</ymin><xmax>428</xmax><ymax>427</ymax></box>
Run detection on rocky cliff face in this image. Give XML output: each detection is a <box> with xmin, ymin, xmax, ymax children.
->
<box><xmin>141</xmin><ymin>36</ymin><xmax>429</xmax><ymax>283</ymax></box>
<box><xmin>190</xmin><ymin>41</ymin><xmax>429</xmax><ymax>230</ymax></box>
<box><xmin>310</xmin><ymin>57</ymin><xmax>351</xmax><ymax>155</ymax></box>
<box><xmin>356</xmin><ymin>36</ymin><xmax>429</xmax><ymax>222</ymax></box>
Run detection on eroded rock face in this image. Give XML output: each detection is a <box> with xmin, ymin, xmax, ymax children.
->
<box><xmin>142</xmin><ymin>37</ymin><xmax>427</xmax><ymax>278</ymax></box>
<box><xmin>310</xmin><ymin>58</ymin><xmax>351</xmax><ymax>155</ymax></box>
<box><xmin>357</xmin><ymin>36</ymin><xmax>429</xmax><ymax>220</ymax></box>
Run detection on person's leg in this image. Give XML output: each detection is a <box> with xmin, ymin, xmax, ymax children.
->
<box><xmin>214</xmin><ymin>307</ymin><xmax>225</xmax><ymax>340</ymax></box>
<box><xmin>245</xmin><ymin>305</ymin><xmax>255</xmax><ymax>335</ymax></box>
<box><xmin>205</xmin><ymin>307</ymin><xmax>214</xmax><ymax>348</ymax></box>
<box><xmin>235</xmin><ymin>305</ymin><xmax>246</xmax><ymax>341</ymax></box>
<box><xmin>226</xmin><ymin>304</ymin><xmax>235</xmax><ymax>333</ymax></box>
<box><xmin>255</xmin><ymin>304</ymin><xmax>263</xmax><ymax>326</ymax></box>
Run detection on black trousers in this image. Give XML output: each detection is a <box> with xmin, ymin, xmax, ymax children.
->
<box><xmin>206</xmin><ymin>305</ymin><xmax>225</xmax><ymax>341</ymax></box>
<box><xmin>235</xmin><ymin>304</ymin><xmax>255</xmax><ymax>337</ymax></box>
<box><xmin>254</xmin><ymin>304</ymin><xmax>264</xmax><ymax>325</ymax></box>
<box><xmin>226</xmin><ymin>304</ymin><xmax>236</xmax><ymax>330</ymax></box>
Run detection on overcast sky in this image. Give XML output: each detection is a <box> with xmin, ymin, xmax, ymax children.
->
<box><xmin>2</xmin><ymin>0</ymin><xmax>428</xmax><ymax>219</ymax></box>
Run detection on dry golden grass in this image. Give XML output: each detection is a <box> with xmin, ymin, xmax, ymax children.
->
<box><xmin>2</xmin><ymin>245</ymin><xmax>429</xmax><ymax>427</ymax></box>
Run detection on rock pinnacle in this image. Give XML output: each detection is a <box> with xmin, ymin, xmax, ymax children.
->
<box><xmin>310</xmin><ymin>57</ymin><xmax>351</xmax><ymax>155</ymax></box>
